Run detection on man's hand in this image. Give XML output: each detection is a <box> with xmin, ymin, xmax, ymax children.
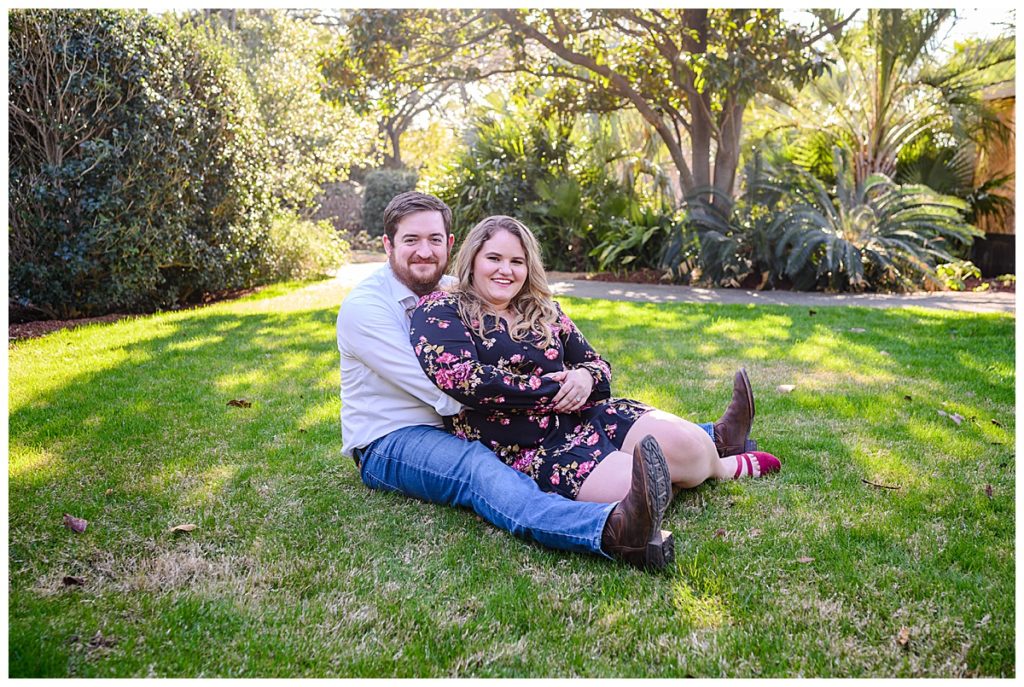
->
<box><xmin>544</xmin><ymin>368</ymin><xmax>594</xmax><ymax>413</ymax></box>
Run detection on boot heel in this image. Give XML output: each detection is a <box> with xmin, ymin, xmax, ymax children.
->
<box><xmin>645</xmin><ymin>529</ymin><xmax>675</xmax><ymax>569</ymax></box>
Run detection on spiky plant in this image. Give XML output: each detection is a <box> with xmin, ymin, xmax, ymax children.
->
<box><xmin>776</xmin><ymin>147</ymin><xmax>982</xmax><ymax>291</ymax></box>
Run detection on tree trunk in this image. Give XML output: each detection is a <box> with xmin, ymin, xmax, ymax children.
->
<box><xmin>713</xmin><ymin>97</ymin><xmax>747</xmax><ymax>204</ymax></box>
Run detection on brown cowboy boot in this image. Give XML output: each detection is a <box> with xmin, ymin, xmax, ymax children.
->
<box><xmin>601</xmin><ymin>435</ymin><xmax>674</xmax><ymax>569</ymax></box>
<box><xmin>713</xmin><ymin>368</ymin><xmax>757</xmax><ymax>458</ymax></box>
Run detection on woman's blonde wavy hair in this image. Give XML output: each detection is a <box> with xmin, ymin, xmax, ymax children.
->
<box><xmin>452</xmin><ymin>215</ymin><xmax>559</xmax><ymax>348</ymax></box>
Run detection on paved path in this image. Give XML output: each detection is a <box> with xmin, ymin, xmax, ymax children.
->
<box><xmin>337</xmin><ymin>261</ymin><xmax>1015</xmax><ymax>315</ymax></box>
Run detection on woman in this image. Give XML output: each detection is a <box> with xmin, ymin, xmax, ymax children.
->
<box><xmin>410</xmin><ymin>215</ymin><xmax>779</xmax><ymax>502</ymax></box>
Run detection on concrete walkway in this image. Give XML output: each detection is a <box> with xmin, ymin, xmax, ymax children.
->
<box><xmin>338</xmin><ymin>261</ymin><xmax>1015</xmax><ymax>315</ymax></box>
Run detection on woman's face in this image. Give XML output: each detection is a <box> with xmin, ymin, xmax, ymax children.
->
<box><xmin>472</xmin><ymin>229</ymin><xmax>528</xmax><ymax>311</ymax></box>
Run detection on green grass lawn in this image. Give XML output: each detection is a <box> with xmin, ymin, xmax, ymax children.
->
<box><xmin>8</xmin><ymin>276</ymin><xmax>1015</xmax><ymax>677</ymax></box>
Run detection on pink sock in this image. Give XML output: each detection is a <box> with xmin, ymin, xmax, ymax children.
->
<box><xmin>722</xmin><ymin>451</ymin><xmax>781</xmax><ymax>479</ymax></box>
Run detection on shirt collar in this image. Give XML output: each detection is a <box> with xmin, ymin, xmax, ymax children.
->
<box><xmin>382</xmin><ymin>262</ymin><xmax>426</xmax><ymax>310</ymax></box>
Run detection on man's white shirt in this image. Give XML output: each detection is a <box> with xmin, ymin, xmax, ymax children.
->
<box><xmin>337</xmin><ymin>263</ymin><xmax>462</xmax><ymax>457</ymax></box>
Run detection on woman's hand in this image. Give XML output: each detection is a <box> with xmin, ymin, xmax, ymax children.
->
<box><xmin>544</xmin><ymin>368</ymin><xmax>594</xmax><ymax>413</ymax></box>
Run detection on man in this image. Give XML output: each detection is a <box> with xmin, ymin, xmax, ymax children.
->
<box><xmin>337</xmin><ymin>192</ymin><xmax>755</xmax><ymax>569</ymax></box>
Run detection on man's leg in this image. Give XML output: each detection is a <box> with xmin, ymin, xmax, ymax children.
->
<box><xmin>358</xmin><ymin>425</ymin><xmax>616</xmax><ymax>557</ymax></box>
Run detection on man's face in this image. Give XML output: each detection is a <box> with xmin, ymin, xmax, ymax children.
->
<box><xmin>383</xmin><ymin>210</ymin><xmax>454</xmax><ymax>296</ymax></box>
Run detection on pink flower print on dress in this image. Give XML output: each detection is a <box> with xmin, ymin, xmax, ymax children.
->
<box><xmin>436</xmin><ymin>319</ymin><xmax>450</xmax><ymax>329</ymax></box>
<box><xmin>434</xmin><ymin>367</ymin><xmax>455</xmax><ymax>390</ymax></box>
<box><xmin>576</xmin><ymin>460</ymin><xmax>595</xmax><ymax>478</ymax></box>
<box><xmin>510</xmin><ymin>354</ymin><xmax>523</xmax><ymax>364</ymax></box>
<box><xmin>544</xmin><ymin>348</ymin><xmax>559</xmax><ymax>360</ymax></box>
<box><xmin>585</xmin><ymin>432</ymin><xmax>600</xmax><ymax>446</ymax></box>
<box><xmin>528</xmin><ymin>375</ymin><xmax>542</xmax><ymax>390</ymax></box>
<box><xmin>605</xmin><ymin>407</ymin><xmax>616</xmax><ymax>414</ymax></box>
<box><xmin>451</xmin><ymin>361</ymin><xmax>474</xmax><ymax>384</ymax></box>
<box><xmin>550</xmin><ymin>471</ymin><xmax>560</xmax><ymax>486</ymax></box>
<box><xmin>605</xmin><ymin>423</ymin><xmax>618</xmax><ymax>439</ymax></box>
<box><xmin>436</xmin><ymin>352</ymin><xmax>458</xmax><ymax>365</ymax></box>
<box><xmin>537</xmin><ymin>415</ymin><xmax>550</xmax><ymax>429</ymax></box>
<box><xmin>512</xmin><ymin>449</ymin><xmax>535</xmax><ymax>472</ymax></box>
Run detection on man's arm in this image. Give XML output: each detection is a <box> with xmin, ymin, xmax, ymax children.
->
<box><xmin>338</xmin><ymin>295</ymin><xmax>462</xmax><ymax>416</ymax></box>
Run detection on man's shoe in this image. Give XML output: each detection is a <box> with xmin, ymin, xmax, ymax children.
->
<box><xmin>601</xmin><ymin>435</ymin><xmax>674</xmax><ymax>570</ymax></box>
<box><xmin>713</xmin><ymin>368</ymin><xmax>757</xmax><ymax>458</ymax></box>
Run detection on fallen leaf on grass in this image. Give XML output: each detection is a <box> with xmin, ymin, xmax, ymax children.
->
<box><xmin>936</xmin><ymin>409</ymin><xmax>964</xmax><ymax>425</ymax></box>
<box><xmin>904</xmin><ymin>395</ymin><xmax>912</xmax><ymax>402</ymax></box>
<box><xmin>849</xmin><ymin>327</ymin><xmax>866</xmax><ymax>333</ymax></box>
<box><xmin>227</xmin><ymin>399</ymin><xmax>252</xmax><ymax>408</ymax></box>
<box><xmin>104</xmin><ymin>488</ymin><xmax>113</xmax><ymax>496</ymax></box>
<box><xmin>991</xmin><ymin>419</ymin><xmax>1004</xmax><ymax>428</ymax></box>
<box><xmin>976</xmin><ymin>613</ymin><xmax>992</xmax><ymax>628</ymax></box>
<box><xmin>796</xmin><ymin>556</ymin><xmax>814</xmax><ymax>564</ymax></box>
<box><xmin>63</xmin><ymin>514</ymin><xmax>88</xmax><ymax>534</ymax></box>
<box><xmin>62</xmin><ymin>575</ymin><xmax>85</xmax><ymax>587</ymax></box>
<box><xmin>168</xmin><ymin>523</ymin><xmax>197</xmax><ymax>534</ymax></box>
<box><xmin>896</xmin><ymin>626</ymin><xmax>911</xmax><ymax>648</ymax></box>
<box><xmin>714</xmin><ymin>528</ymin><xmax>727</xmax><ymax>538</ymax></box>
<box><xmin>777</xmin><ymin>384</ymin><xmax>796</xmax><ymax>393</ymax></box>
<box><xmin>985</xmin><ymin>485</ymin><xmax>993</xmax><ymax>499</ymax></box>
<box><xmin>748</xmin><ymin>528</ymin><xmax>762</xmax><ymax>537</ymax></box>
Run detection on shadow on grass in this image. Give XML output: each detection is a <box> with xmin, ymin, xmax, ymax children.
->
<box><xmin>8</xmin><ymin>298</ymin><xmax>1015</xmax><ymax>677</ymax></box>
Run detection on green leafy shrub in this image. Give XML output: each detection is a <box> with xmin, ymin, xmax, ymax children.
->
<box><xmin>9</xmin><ymin>9</ymin><xmax>274</xmax><ymax>318</ymax></box>
<box><xmin>259</xmin><ymin>212</ymin><xmax>350</xmax><ymax>281</ymax></box>
<box><xmin>935</xmin><ymin>259</ymin><xmax>982</xmax><ymax>291</ymax></box>
<box><xmin>361</xmin><ymin>168</ymin><xmax>418</xmax><ymax>236</ymax></box>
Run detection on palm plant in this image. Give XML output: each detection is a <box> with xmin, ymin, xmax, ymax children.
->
<box><xmin>776</xmin><ymin>10</ymin><xmax>1014</xmax><ymax>188</ymax></box>
<box><xmin>776</xmin><ymin>148</ymin><xmax>982</xmax><ymax>291</ymax></box>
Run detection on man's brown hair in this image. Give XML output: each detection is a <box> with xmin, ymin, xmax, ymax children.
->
<box><xmin>382</xmin><ymin>192</ymin><xmax>453</xmax><ymax>242</ymax></box>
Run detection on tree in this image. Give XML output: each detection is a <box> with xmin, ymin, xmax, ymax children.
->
<box><xmin>201</xmin><ymin>9</ymin><xmax>376</xmax><ymax>212</ymax></box>
<box><xmin>493</xmin><ymin>9</ymin><xmax>847</xmax><ymax>205</ymax></box>
<box><xmin>320</xmin><ymin>9</ymin><xmax>509</xmax><ymax>169</ymax></box>
<box><xmin>326</xmin><ymin>10</ymin><xmax>848</xmax><ymax>203</ymax></box>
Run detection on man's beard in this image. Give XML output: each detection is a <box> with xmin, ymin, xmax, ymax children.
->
<box><xmin>390</xmin><ymin>254</ymin><xmax>447</xmax><ymax>296</ymax></box>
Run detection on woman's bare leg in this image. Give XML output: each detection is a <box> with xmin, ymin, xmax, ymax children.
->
<box><xmin>620</xmin><ymin>410</ymin><xmax>731</xmax><ymax>487</ymax></box>
<box><xmin>576</xmin><ymin>450</ymin><xmax>633</xmax><ymax>502</ymax></box>
<box><xmin>577</xmin><ymin>410</ymin><xmax>731</xmax><ymax>503</ymax></box>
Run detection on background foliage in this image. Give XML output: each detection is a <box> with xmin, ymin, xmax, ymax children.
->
<box><xmin>9</xmin><ymin>9</ymin><xmax>276</xmax><ymax>317</ymax></box>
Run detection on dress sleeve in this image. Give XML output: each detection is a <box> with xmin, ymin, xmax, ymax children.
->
<box><xmin>411</xmin><ymin>293</ymin><xmax>563</xmax><ymax>410</ymax></box>
<box><xmin>554</xmin><ymin>303</ymin><xmax>612</xmax><ymax>402</ymax></box>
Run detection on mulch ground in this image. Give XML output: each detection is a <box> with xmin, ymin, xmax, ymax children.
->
<box><xmin>9</xmin><ymin>314</ymin><xmax>136</xmax><ymax>343</ymax></box>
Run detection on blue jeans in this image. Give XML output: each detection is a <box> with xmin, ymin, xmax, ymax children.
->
<box><xmin>357</xmin><ymin>425</ymin><xmax>616</xmax><ymax>557</ymax></box>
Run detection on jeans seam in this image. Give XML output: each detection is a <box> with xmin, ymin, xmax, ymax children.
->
<box><xmin>364</xmin><ymin>446</ymin><xmax>606</xmax><ymax>550</ymax></box>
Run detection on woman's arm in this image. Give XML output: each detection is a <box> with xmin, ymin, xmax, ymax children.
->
<box><xmin>410</xmin><ymin>293</ymin><xmax>563</xmax><ymax>410</ymax></box>
<box><xmin>554</xmin><ymin>304</ymin><xmax>612</xmax><ymax>402</ymax></box>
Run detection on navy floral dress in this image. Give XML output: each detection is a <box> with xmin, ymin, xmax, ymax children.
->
<box><xmin>410</xmin><ymin>291</ymin><xmax>651</xmax><ymax>500</ymax></box>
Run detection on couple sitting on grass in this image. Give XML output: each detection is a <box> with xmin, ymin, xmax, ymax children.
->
<box><xmin>338</xmin><ymin>192</ymin><xmax>780</xmax><ymax>570</ymax></box>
